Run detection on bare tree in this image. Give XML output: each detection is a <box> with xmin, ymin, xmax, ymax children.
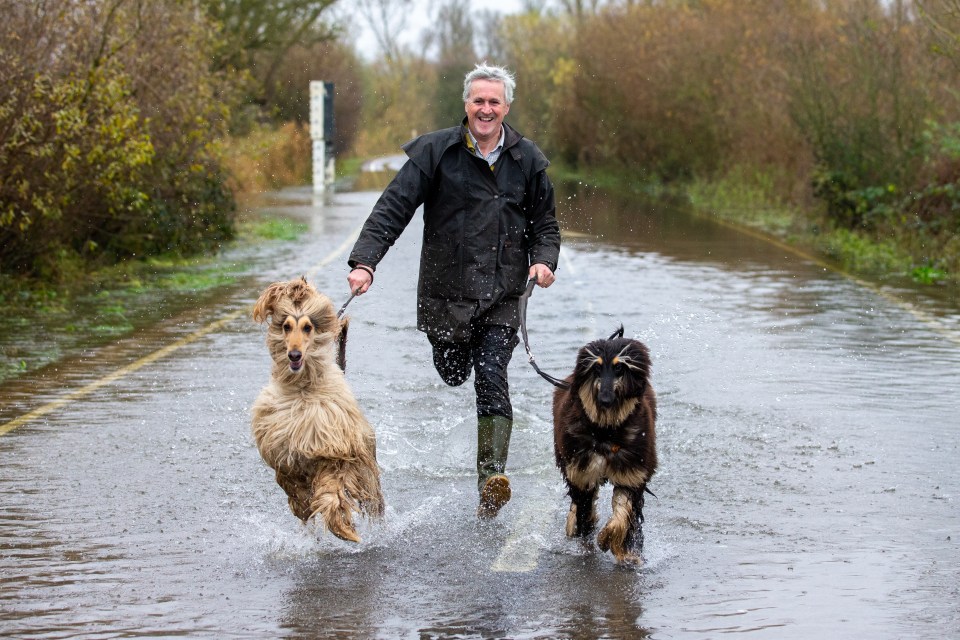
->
<box><xmin>355</xmin><ymin>0</ymin><xmax>415</xmax><ymax>61</ymax></box>
<box><xmin>425</xmin><ymin>0</ymin><xmax>476</xmax><ymax>125</ymax></box>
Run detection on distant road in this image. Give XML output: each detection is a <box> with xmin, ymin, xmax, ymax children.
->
<box><xmin>361</xmin><ymin>154</ymin><xmax>406</xmax><ymax>173</ymax></box>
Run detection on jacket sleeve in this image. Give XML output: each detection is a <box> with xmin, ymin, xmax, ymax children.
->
<box><xmin>348</xmin><ymin>159</ymin><xmax>429</xmax><ymax>270</ymax></box>
<box><xmin>526</xmin><ymin>168</ymin><xmax>561</xmax><ymax>273</ymax></box>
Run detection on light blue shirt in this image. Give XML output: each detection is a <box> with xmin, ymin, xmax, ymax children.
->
<box><xmin>466</xmin><ymin>126</ymin><xmax>505</xmax><ymax>167</ymax></box>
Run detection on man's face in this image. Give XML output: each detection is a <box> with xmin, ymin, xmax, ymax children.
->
<box><xmin>465</xmin><ymin>79</ymin><xmax>510</xmax><ymax>145</ymax></box>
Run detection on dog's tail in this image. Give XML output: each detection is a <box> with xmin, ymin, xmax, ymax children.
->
<box><xmin>337</xmin><ymin>316</ymin><xmax>350</xmax><ymax>372</ymax></box>
<box><xmin>310</xmin><ymin>458</ymin><xmax>384</xmax><ymax>543</ymax></box>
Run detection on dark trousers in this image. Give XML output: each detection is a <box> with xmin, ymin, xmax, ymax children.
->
<box><xmin>428</xmin><ymin>324</ymin><xmax>520</xmax><ymax>419</ymax></box>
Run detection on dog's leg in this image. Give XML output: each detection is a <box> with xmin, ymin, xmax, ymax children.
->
<box><xmin>310</xmin><ymin>462</ymin><xmax>362</xmax><ymax>543</ymax></box>
<box><xmin>275</xmin><ymin>470</ymin><xmax>314</xmax><ymax>523</ymax></box>
<box><xmin>340</xmin><ymin>456</ymin><xmax>385</xmax><ymax>519</ymax></box>
<box><xmin>597</xmin><ymin>486</ymin><xmax>643</xmax><ymax>565</ymax></box>
<box><xmin>565</xmin><ymin>482</ymin><xmax>599</xmax><ymax>538</ymax></box>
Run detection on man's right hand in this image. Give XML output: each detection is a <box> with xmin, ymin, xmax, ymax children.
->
<box><xmin>347</xmin><ymin>265</ymin><xmax>374</xmax><ymax>295</ymax></box>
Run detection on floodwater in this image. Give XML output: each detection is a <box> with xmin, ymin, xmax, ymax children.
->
<box><xmin>1</xmin><ymin>184</ymin><xmax>958</xmax><ymax>638</ymax></box>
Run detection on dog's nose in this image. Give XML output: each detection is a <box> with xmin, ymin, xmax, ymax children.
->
<box><xmin>598</xmin><ymin>386</ymin><xmax>616</xmax><ymax>408</ymax></box>
<box><xmin>288</xmin><ymin>350</ymin><xmax>302</xmax><ymax>363</ymax></box>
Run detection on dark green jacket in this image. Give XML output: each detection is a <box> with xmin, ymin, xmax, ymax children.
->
<box><xmin>349</xmin><ymin>121</ymin><xmax>560</xmax><ymax>341</ymax></box>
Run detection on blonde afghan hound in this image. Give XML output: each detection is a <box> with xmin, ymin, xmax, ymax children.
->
<box><xmin>251</xmin><ymin>277</ymin><xmax>384</xmax><ymax>542</ymax></box>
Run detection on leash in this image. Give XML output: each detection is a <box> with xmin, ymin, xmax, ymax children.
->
<box><xmin>337</xmin><ymin>288</ymin><xmax>361</xmax><ymax>319</ymax></box>
<box><xmin>334</xmin><ymin>287</ymin><xmax>362</xmax><ymax>373</ymax></box>
<box><xmin>518</xmin><ymin>276</ymin><xmax>571</xmax><ymax>390</ymax></box>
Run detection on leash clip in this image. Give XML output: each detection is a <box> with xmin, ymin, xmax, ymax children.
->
<box><xmin>337</xmin><ymin>287</ymin><xmax>362</xmax><ymax>319</ymax></box>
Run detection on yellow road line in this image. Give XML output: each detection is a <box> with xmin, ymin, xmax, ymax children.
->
<box><xmin>0</xmin><ymin>311</ymin><xmax>244</xmax><ymax>436</ymax></box>
<box><xmin>305</xmin><ymin>224</ymin><xmax>362</xmax><ymax>281</ymax></box>
<box><xmin>1</xmin><ymin>219</ymin><xmax>364</xmax><ymax>437</ymax></box>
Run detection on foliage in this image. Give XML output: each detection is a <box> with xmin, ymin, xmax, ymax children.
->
<box><xmin>491</xmin><ymin>10</ymin><xmax>573</xmax><ymax>148</ymax></box>
<box><xmin>221</xmin><ymin>122</ymin><xmax>313</xmax><ymax>193</ymax></box>
<box><xmin>352</xmin><ymin>55</ymin><xmax>439</xmax><ymax>157</ymax></box>
<box><xmin>916</xmin><ymin>0</ymin><xmax>960</xmax><ymax>64</ymax></box>
<box><xmin>547</xmin><ymin>1</ymin><xmax>811</xmax><ymax>184</ymax></box>
<box><xmin>200</xmin><ymin>0</ymin><xmax>339</xmax><ymax>90</ymax></box>
<box><xmin>0</xmin><ymin>0</ymin><xmax>239</xmax><ymax>280</ymax></box>
<box><xmin>263</xmin><ymin>40</ymin><xmax>363</xmax><ymax>154</ymax></box>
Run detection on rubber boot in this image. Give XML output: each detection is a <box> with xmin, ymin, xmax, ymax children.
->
<box><xmin>477</xmin><ymin>415</ymin><xmax>513</xmax><ymax>518</ymax></box>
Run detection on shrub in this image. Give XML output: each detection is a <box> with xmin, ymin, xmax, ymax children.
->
<box><xmin>0</xmin><ymin>0</ymin><xmax>239</xmax><ymax>279</ymax></box>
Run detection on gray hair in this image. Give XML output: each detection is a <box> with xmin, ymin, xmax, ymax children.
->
<box><xmin>462</xmin><ymin>63</ymin><xmax>516</xmax><ymax>105</ymax></box>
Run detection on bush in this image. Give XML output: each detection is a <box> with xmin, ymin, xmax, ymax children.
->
<box><xmin>0</xmin><ymin>0</ymin><xmax>239</xmax><ymax>279</ymax></box>
<box><xmin>222</xmin><ymin>122</ymin><xmax>313</xmax><ymax>194</ymax></box>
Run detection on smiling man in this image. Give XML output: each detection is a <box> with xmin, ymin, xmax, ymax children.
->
<box><xmin>347</xmin><ymin>63</ymin><xmax>561</xmax><ymax>519</ymax></box>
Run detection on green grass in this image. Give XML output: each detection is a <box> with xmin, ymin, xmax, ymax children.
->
<box><xmin>241</xmin><ymin>217</ymin><xmax>308</xmax><ymax>242</ymax></box>
<box><xmin>0</xmin><ymin>211</ymin><xmax>308</xmax><ymax>384</ymax></box>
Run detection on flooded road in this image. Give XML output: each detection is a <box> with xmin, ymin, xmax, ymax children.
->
<box><xmin>1</xmin><ymin>186</ymin><xmax>958</xmax><ymax>638</ymax></box>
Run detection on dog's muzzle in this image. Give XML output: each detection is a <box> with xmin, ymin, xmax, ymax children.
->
<box><xmin>288</xmin><ymin>350</ymin><xmax>303</xmax><ymax>372</ymax></box>
<box><xmin>598</xmin><ymin>375</ymin><xmax>617</xmax><ymax>409</ymax></box>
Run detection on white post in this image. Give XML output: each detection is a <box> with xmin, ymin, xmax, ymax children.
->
<box><xmin>309</xmin><ymin>81</ymin><xmax>333</xmax><ymax>194</ymax></box>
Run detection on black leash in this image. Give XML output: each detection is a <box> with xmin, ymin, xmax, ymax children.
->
<box><xmin>518</xmin><ymin>277</ymin><xmax>571</xmax><ymax>390</ymax></box>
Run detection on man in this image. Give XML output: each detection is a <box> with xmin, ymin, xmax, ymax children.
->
<box><xmin>347</xmin><ymin>63</ymin><xmax>560</xmax><ymax>518</ymax></box>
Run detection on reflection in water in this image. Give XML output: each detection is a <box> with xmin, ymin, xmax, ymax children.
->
<box><xmin>279</xmin><ymin>554</ymin><xmax>380</xmax><ymax>638</ymax></box>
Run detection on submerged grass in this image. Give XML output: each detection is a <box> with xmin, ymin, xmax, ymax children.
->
<box><xmin>0</xmin><ymin>211</ymin><xmax>309</xmax><ymax>384</ymax></box>
<box><xmin>555</xmin><ymin>160</ymin><xmax>957</xmax><ymax>288</ymax></box>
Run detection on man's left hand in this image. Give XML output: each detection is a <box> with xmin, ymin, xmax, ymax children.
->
<box><xmin>529</xmin><ymin>263</ymin><xmax>556</xmax><ymax>288</ymax></box>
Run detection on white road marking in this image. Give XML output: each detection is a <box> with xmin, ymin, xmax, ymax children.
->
<box><xmin>492</xmin><ymin>501</ymin><xmax>555</xmax><ymax>573</ymax></box>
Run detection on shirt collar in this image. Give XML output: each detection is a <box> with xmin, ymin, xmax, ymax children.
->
<box><xmin>464</xmin><ymin>125</ymin><xmax>505</xmax><ymax>160</ymax></box>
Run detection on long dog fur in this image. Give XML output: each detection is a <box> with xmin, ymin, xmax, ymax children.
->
<box><xmin>251</xmin><ymin>277</ymin><xmax>384</xmax><ymax>542</ymax></box>
<box><xmin>553</xmin><ymin>327</ymin><xmax>657</xmax><ymax>564</ymax></box>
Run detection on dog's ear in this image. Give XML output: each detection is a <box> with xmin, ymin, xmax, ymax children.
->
<box><xmin>336</xmin><ymin>316</ymin><xmax>350</xmax><ymax>371</ymax></box>
<box><xmin>609</xmin><ymin>324</ymin><xmax>624</xmax><ymax>340</ymax></box>
<box><xmin>253</xmin><ymin>282</ymin><xmax>287</xmax><ymax>323</ymax></box>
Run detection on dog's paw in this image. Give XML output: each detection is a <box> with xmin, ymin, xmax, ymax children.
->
<box><xmin>565</xmin><ymin>504</ymin><xmax>578</xmax><ymax>537</ymax></box>
<box><xmin>614</xmin><ymin>552</ymin><xmax>643</xmax><ymax>566</ymax></box>
<box><xmin>596</xmin><ymin>524</ymin><xmax>612</xmax><ymax>552</ymax></box>
<box><xmin>596</xmin><ymin>519</ymin><xmax>627</xmax><ymax>555</ymax></box>
<box><xmin>327</xmin><ymin>513</ymin><xmax>361</xmax><ymax>543</ymax></box>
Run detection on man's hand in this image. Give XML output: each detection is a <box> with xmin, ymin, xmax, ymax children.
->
<box><xmin>347</xmin><ymin>265</ymin><xmax>374</xmax><ymax>294</ymax></box>
<box><xmin>529</xmin><ymin>263</ymin><xmax>555</xmax><ymax>288</ymax></box>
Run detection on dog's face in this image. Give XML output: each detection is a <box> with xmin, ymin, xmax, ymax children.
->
<box><xmin>253</xmin><ymin>278</ymin><xmax>339</xmax><ymax>375</ymax></box>
<box><xmin>573</xmin><ymin>337</ymin><xmax>651</xmax><ymax>426</ymax></box>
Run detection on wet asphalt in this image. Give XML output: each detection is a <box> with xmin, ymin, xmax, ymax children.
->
<box><xmin>1</xmin><ymin>185</ymin><xmax>959</xmax><ymax>638</ymax></box>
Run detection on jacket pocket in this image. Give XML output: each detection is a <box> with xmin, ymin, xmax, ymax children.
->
<box><xmin>500</xmin><ymin>241</ymin><xmax>528</xmax><ymax>295</ymax></box>
<box><xmin>420</xmin><ymin>239</ymin><xmax>460</xmax><ymax>295</ymax></box>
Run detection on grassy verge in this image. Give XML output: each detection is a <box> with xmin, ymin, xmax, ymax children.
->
<box><xmin>682</xmin><ymin>167</ymin><xmax>949</xmax><ymax>285</ymax></box>
<box><xmin>0</xmin><ymin>214</ymin><xmax>308</xmax><ymax>384</ymax></box>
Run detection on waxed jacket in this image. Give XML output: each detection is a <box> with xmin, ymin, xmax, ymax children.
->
<box><xmin>349</xmin><ymin>121</ymin><xmax>561</xmax><ymax>341</ymax></box>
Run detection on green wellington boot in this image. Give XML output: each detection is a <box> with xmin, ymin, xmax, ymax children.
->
<box><xmin>477</xmin><ymin>415</ymin><xmax>513</xmax><ymax>518</ymax></box>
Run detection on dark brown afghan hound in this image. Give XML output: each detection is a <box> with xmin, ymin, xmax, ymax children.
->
<box><xmin>553</xmin><ymin>327</ymin><xmax>657</xmax><ymax>564</ymax></box>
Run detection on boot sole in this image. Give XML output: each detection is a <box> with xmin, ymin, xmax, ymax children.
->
<box><xmin>477</xmin><ymin>474</ymin><xmax>511</xmax><ymax>519</ymax></box>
